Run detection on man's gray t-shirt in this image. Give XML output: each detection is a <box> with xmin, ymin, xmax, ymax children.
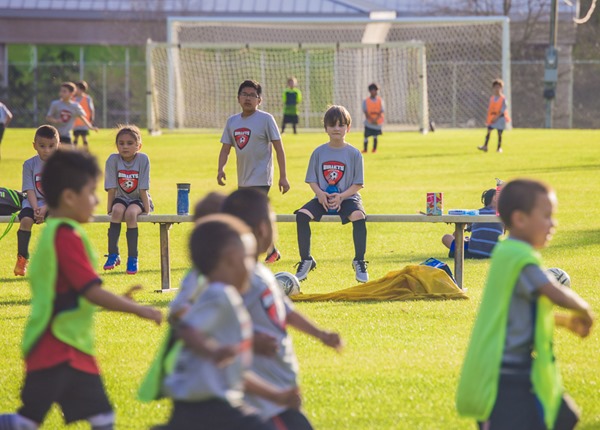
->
<box><xmin>22</xmin><ymin>155</ymin><xmax>45</xmax><ymax>209</ymax></box>
<box><xmin>243</xmin><ymin>263</ymin><xmax>298</xmax><ymax>420</ymax></box>
<box><xmin>305</xmin><ymin>143</ymin><xmax>364</xmax><ymax>198</ymax></box>
<box><xmin>503</xmin><ymin>261</ymin><xmax>554</xmax><ymax>365</ymax></box>
<box><xmin>46</xmin><ymin>99</ymin><xmax>86</xmax><ymax>137</ymax></box>
<box><xmin>220</xmin><ymin>110</ymin><xmax>281</xmax><ymax>187</ymax></box>
<box><xmin>163</xmin><ymin>282</ymin><xmax>253</xmax><ymax>404</ymax></box>
<box><xmin>105</xmin><ymin>153</ymin><xmax>152</xmax><ymax>208</ymax></box>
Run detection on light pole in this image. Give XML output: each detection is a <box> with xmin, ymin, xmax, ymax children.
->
<box><xmin>543</xmin><ymin>0</ymin><xmax>559</xmax><ymax>128</ymax></box>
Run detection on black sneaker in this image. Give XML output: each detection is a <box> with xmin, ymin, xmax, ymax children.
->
<box><xmin>294</xmin><ymin>257</ymin><xmax>317</xmax><ymax>281</ymax></box>
<box><xmin>353</xmin><ymin>260</ymin><xmax>369</xmax><ymax>283</ymax></box>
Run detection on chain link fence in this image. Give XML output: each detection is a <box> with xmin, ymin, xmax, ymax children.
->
<box><xmin>1</xmin><ymin>59</ymin><xmax>599</xmax><ymax>129</ymax></box>
<box><xmin>4</xmin><ymin>61</ymin><xmax>146</xmax><ymax>129</ymax></box>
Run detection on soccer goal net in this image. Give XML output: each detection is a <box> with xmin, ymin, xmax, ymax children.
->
<box><xmin>148</xmin><ymin>16</ymin><xmax>509</xmax><ymax>131</ymax></box>
<box><xmin>147</xmin><ymin>42</ymin><xmax>427</xmax><ymax>132</ymax></box>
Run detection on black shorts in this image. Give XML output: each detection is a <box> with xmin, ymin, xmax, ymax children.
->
<box><xmin>239</xmin><ymin>186</ymin><xmax>271</xmax><ymax>195</ymax></box>
<box><xmin>19</xmin><ymin>206</ymin><xmax>49</xmax><ymax>221</ymax></box>
<box><xmin>18</xmin><ymin>363</ymin><xmax>112</xmax><ymax>424</ymax></box>
<box><xmin>296</xmin><ymin>195</ymin><xmax>365</xmax><ymax>225</ymax></box>
<box><xmin>166</xmin><ymin>399</ymin><xmax>269</xmax><ymax>430</ymax></box>
<box><xmin>270</xmin><ymin>409</ymin><xmax>314</xmax><ymax>430</ymax></box>
<box><xmin>73</xmin><ymin>129</ymin><xmax>89</xmax><ymax>137</ymax></box>
<box><xmin>283</xmin><ymin>114</ymin><xmax>299</xmax><ymax>125</ymax></box>
<box><xmin>60</xmin><ymin>135</ymin><xmax>72</xmax><ymax>144</ymax></box>
<box><xmin>364</xmin><ymin>127</ymin><xmax>382</xmax><ymax>138</ymax></box>
<box><xmin>0</xmin><ymin>123</ymin><xmax>5</xmax><ymax>143</ymax></box>
<box><xmin>477</xmin><ymin>372</ymin><xmax>579</xmax><ymax>430</ymax></box>
<box><xmin>487</xmin><ymin>126</ymin><xmax>504</xmax><ymax>132</ymax></box>
<box><xmin>112</xmin><ymin>197</ymin><xmax>145</xmax><ymax>212</ymax></box>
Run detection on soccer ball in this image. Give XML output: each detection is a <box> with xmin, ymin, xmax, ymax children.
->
<box><xmin>274</xmin><ymin>272</ymin><xmax>301</xmax><ymax>296</ymax></box>
<box><xmin>546</xmin><ymin>267</ymin><xmax>571</xmax><ymax>288</ymax></box>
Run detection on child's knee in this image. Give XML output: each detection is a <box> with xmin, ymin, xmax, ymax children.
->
<box><xmin>442</xmin><ymin>234</ymin><xmax>455</xmax><ymax>248</ymax></box>
<box><xmin>124</xmin><ymin>206</ymin><xmax>141</xmax><ymax>223</ymax></box>
<box><xmin>296</xmin><ymin>210</ymin><xmax>313</xmax><ymax>223</ymax></box>
<box><xmin>87</xmin><ymin>411</ymin><xmax>115</xmax><ymax>430</ymax></box>
<box><xmin>20</xmin><ymin>217</ymin><xmax>34</xmax><ymax>230</ymax></box>
<box><xmin>348</xmin><ymin>210</ymin><xmax>365</xmax><ymax>222</ymax></box>
<box><xmin>111</xmin><ymin>204</ymin><xmax>126</xmax><ymax>220</ymax></box>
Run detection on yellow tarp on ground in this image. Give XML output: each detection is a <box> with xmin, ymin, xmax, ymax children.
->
<box><xmin>292</xmin><ymin>265</ymin><xmax>468</xmax><ymax>302</ymax></box>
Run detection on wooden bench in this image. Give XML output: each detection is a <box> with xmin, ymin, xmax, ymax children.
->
<box><xmin>0</xmin><ymin>214</ymin><xmax>501</xmax><ymax>291</ymax></box>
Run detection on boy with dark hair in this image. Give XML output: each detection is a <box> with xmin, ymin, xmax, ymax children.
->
<box><xmin>282</xmin><ymin>76</ymin><xmax>302</xmax><ymax>134</ymax></box>
<box><xmin>441</xmin><ymin>188</ymin><xmax>504</xmax><ymax>259</ymax></box>
<box><xmin>217</xmin><ymin>79</ymin><xmax>289</xmax><ymax>264</ymax></box>
<box><xmin>0</xmin><ymin>150</ymin><xmax>162</xmax><ymax>430</ymax></box>
<box><xmin>161</xmin><ymin>215</ymin><xmax>300</xmax><ymax>429</ymax></box>
<box><xmin>223</xmin><ymin>188</ymin><xmax>342</xmax><ymax>429</ymax></box>
<box><xmin>457</xmin><ymin>179</ymin><xmax>594</xmax><ymax>430</ymax></box>
<box><xmin>72</xmin><ymin>80</ymin><xmax>95</xmax><ymax>148</ymax></box>
<box><xmin>295</xmin><ymin>105</ymin><xmax>369</xmax><ymax>283</ymax></box>
<box><xmin>362</xmin><ymin>83</ymin><xmax>384</xmax><ymax>154</ymax></box>
<box><xmin>14</xmin><ymin>125</ymin><xmax>60</xmax><ymax>276</ymax></box>
<box><xmin>46</xmin><ymin>82</ymin><xmax>97</xmax><ymax>145</ymax></box>
<box><xmin>478</xmin><ymin>79</ymin><xmax>510</xmax><ymax>153</ymax></box>
<box><xmin>0</xmin><ymin>100</ymin><xmax>13</xmax><ymax>160</ymax></box>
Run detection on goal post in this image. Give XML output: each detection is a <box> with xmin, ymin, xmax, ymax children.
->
<box><xmin>147</xmin><ymin>41</ymin><xmax>429</xmax><ymax>132</ymax></box>
<box><xmin>152</xmin><ymin>15</ymin><xmax>510</xmax><ymax>131</ymax></box>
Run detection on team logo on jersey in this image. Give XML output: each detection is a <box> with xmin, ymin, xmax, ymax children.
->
<box><xmin>35</xmin><ymin>173</ymin><xmax>44</xmax><ymax>196</ymax></box>
<box><xmin>118</xmin><ymin>170</ymin><xmax>139</xmax><ymax>193</ymax></box>
<box><xmin>260</xmin><ymin>288</ymin><xmax>286</xmax><ymax>332</ymax></box>
<box><xmin>233</xmin><ymin>128</ymin><xmax>251</xmax><ymax>150</ymax></box>
<box><xmin>322</xmin><ymin>161</ymin><xmax>345</xmax><ymax>185</ymax></box>
<box><xmin>60</xmin><ymin>109</ymin><xmax>72</xmax><ymax>123</ymax></box>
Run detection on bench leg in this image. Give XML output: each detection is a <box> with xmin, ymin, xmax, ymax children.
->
<box><xmin>156</xmin><ymin>222</ymin><xmax>176</xmax><ymax>293</ymax></box>
<box><xmin>454</xmin><ymin>222</ymin><xmax>466</xmax><ymax>289</ymax></box>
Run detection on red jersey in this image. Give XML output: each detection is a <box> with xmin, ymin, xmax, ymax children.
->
<box><xmin>25</xmin><ymin>225</ymin><xmax>102</xmax><ymax>374</ymax></box>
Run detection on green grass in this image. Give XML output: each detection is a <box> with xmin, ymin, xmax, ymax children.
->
<box><xmin>1</xmin><ymin>127</ymin><xmax>599</xmax><ymax>429</ymax></box>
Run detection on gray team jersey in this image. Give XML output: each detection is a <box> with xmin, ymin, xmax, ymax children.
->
<box><xmin>21</xmin><ymin>155</ymin><xmax>45</xmax><ymax>209</ymax></box>
<box><xmin>502</xmin><ymin>256</ymin><xmax>554</xmax><ymax>365</ymax></box>
<box><xmin>46</xmin><ymin>99</ymin><xmax>86</xmax><ymax>137</ymax></box>
<box><xmin>163</xmin><ymin>282</ymin><xmax>253</xmax><ymax>405</ymax></box>
<box><xmin>0</xmin><ymin>102</ymin><xmax>11</xmax><ymax>124</ymax></box>
<box><xmin>169</xmin><ymin>269</ymin><xmax>206</xmax><ymax>319</ymax></box>
<box><xmin>220</xmin><ymin>110</ymin><xmax>281</xmax><ymax>187</ymax></box>
<box><xmin>243</xmin><ymin>263</ymin><xmax>298</xmax><ymax>420</ymax></box>
<box><xmin>104</xmin><ymin>153</ymin><xmax>152</xmax><ymax>207</ymax></box>
<box><xmin>305</xmin><ymin>143</ymin><xmax>364</xmax><ymax>197</ymax></box>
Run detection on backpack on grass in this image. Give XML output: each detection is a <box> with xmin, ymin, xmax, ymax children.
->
<box><xmin>0</xmin><ymin>188</ymin><xmax>24</xmax><ymax>241</ymax></box>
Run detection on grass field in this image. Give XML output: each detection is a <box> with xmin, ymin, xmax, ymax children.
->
<box><xmin>0</xmin><ymin>127</ymin><xmax>599</xmax><ymax>429</ymax></box>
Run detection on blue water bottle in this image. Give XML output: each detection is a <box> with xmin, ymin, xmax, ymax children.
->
<box><xmin>325</xmin><ymin>183</ymin><xmax>340</xmax><ymax>214</ymax></box>
<box><xmin>177</xmin><ymin>183</ymin><xmax>191</xmax><ymax>215</ymax></box>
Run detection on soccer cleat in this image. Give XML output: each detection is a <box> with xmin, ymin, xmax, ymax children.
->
<box><xmin>361</xmin><ymin>149</ymin><xmax>368</xmax><ymax>154</ymax></box>
<box><xmin>126</xmin><ymin>257</ymin><xmax>138</xmax><ymax>275</ymax></box>
<box><xmin>372</xmin><ymin>148</ymin><xmax>377</xmax><ymax>153</ymax></box>
<box><xmin>497</xmin><ymin>147</ymin><xmax>503</xmax><ymax>153</ymax></box>
<box><xmin>14</xmin><ymin>255</ymin><xmax>28</xmax><ymax>276</ymax></box>
<box><xmin>103</xmin><ymin>254</ymin><xmax>121</xmax><ymax>271</ymax></box>
<box><xmin>353</xmin><ymin>259</ymin><xmax>369</xmax><ymax>283</ymax></box>
<box><xmin>294</xmin><ymin>257</ymin><xmax>317</xmax><ymax>282</ymax></box>
<box><xmin>477</xmin><ymin>145</ymin><xmax>488</xmax><ymax>152</ymax></box>
<box><xmin>265</xmin><ymin>247</ymin><xmax>281</xmax><ymax>264</ymax></box>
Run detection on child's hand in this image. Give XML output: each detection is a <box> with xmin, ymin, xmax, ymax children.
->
<box><xmin>253</xmin><ymin>332</ymin><xmax>278</xmax><ymax>357</ymax></box>
<box><xmin>278</xmin><ymin>387</ymin><xmax>302</xmax><ymax>409</ymax></box>
<box><xmin>92</xmin><ymin>126</ymin><xmax>99</xmax><ymax>132</ymax></box>
<box><xmin>316</xmin><ymin>190</ymin><xmax>329</xmax><ymax>211</ymax></box>
<box><xmin>327</xmin><ymin>194</ymin><xmax>342</xmax><ymax>212</ymax></box>
<box><xmin>319</xmin><ymin>330</ymin><xmax>343</xmax><ymax>351</ymax></box>
<box><xmin>569</xmin><ymin>309</ymin><xmax>594</xmax><ymax>338</ymax></box>
<box><xmin>34</xmin><ymin>206</ymin><xmax>47</xmax><ymax>224</ymax></box>
<box><xmin>211</xmin><ymin>345</ymin><xmax>238</xmax><ymax>367</ymax></box>
<box><xmin>217</xmin><ymin>170</ymin><xmax>227</xmax><ymax>186</ymax></box>
<box><xmin>136</xmin><ymin>306</ymin><xmax>163</xmax><ymax>325</ymax></box>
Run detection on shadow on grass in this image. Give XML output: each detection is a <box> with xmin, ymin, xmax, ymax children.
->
<box><xmin>506</xmin><ymin>164</ymin><xmax>599</xmax><ymax>175</ymax></box>
<box><xmin>551</xmin><ymin>229</ymin><xmax>600</xmax><ymax>248</ymax></box>
<box><xmin>0</xmin><ymin>299</ymin><xmax>30</xmax><ymax>306</ymax></box>
<box><xmin>0</xmin><ymin>277</ymin><xmax>29</xmax><ymax>284</ymax></box>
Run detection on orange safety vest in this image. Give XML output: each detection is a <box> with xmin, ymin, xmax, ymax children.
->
<box><xmin>486</xmin><ymin>95</ymin><xmax>510</xmax><ymax>125</ymax></box>
<box><xmin>73</xmin><ymin>95</ymin><xmax>93</xmax><ymax>128</ymax></box>
<box><xmin>365</xmin><ymin>96</ymin><xmax>384</xmax><ymax>125</ymax></box>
